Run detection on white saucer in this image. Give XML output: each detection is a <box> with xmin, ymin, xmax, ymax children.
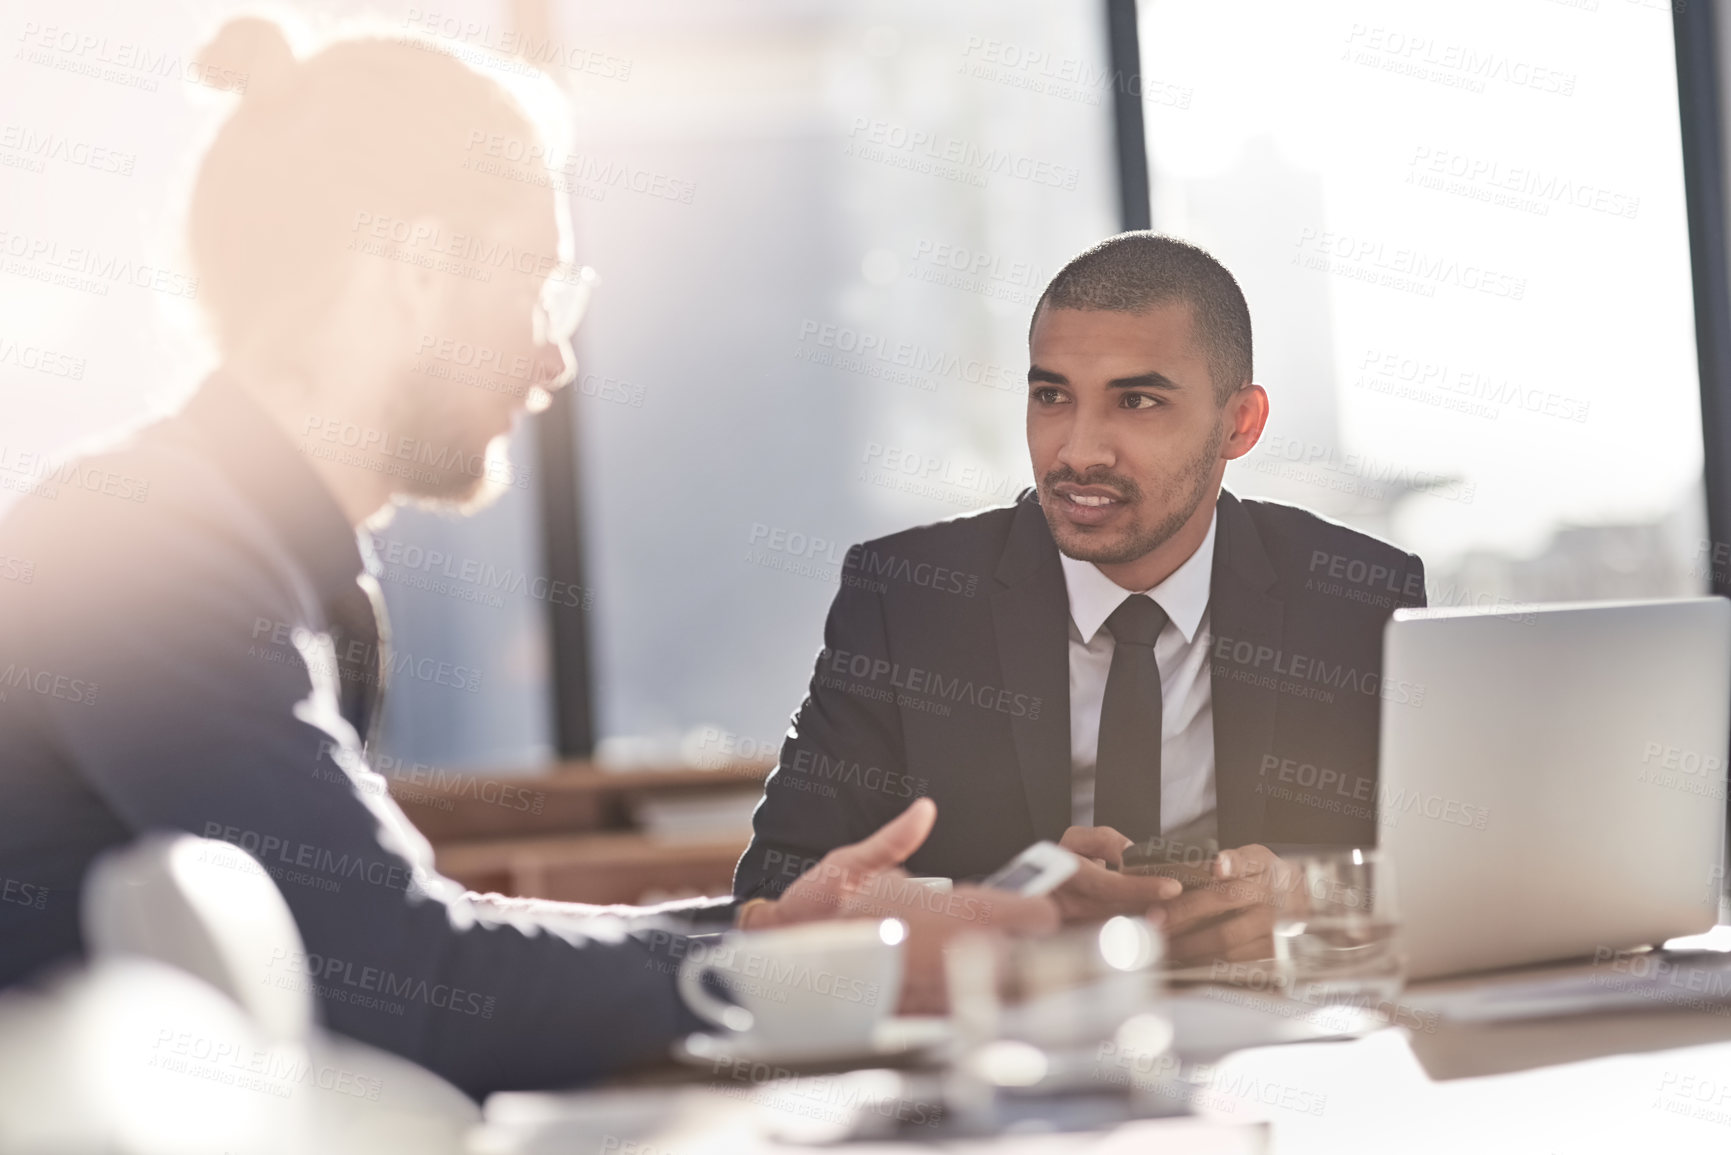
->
<box><xmin>674</xmin><ymin>1016</ymin><xmax>951</xmax><ymax>1068</ymax></box>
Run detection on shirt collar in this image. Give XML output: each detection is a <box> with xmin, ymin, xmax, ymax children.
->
<box><xmin>1059</xmin><ymin>504</ymin><xmax>1218</xmax><ymax>645</ymax></box>
<box><xmin>179</xmin><ymin>377</ymin><xmax>367</xmax><ymax>610</ymax></box>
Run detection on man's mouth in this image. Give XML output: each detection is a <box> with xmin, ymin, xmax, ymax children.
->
<box><xmin>1050</xmin><ymin>482</ymin><xmax>1131</xmax><ymax>526</ymax></box>
<box><xmin>1055</xmin><ymin>484</ymin><xmax>1125</xmax><ymax>508</ymax></box>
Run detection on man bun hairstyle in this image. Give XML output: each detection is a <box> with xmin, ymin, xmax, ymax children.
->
<box><xmin>184</xmin><ymin>13</ymin><xmax>566</xmax><ymax>369</ymax></box>
<box><xmin>1032</xmin><ymin>232</ymin><xmax>1254</xmax><ymax>404</ymax></box>
<box><xmin>190</xmin><ymin>15</ymin><xmax>296</xmax><ymax>96</ymax></box>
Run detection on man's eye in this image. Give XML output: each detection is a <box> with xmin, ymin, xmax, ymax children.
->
<box><xmin>1031</xmin><ymin>387</ymin><xmax>1067</xmax><ymax>405</ymax></box>
<box><xmin>1122</xmin><ymin>393</ymin><xmax>1162</xmax><ymax>410</ymax></box>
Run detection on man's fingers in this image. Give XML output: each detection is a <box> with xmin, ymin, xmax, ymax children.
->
<box><xmin>828</xmin><ymin>797</ymin><xmax>937</xmax><ymax>877</ymax></box>
<box><xmin>1055</xmin><ymin>861</ymin><xmax>1181</xmax><ymax>922</ymax></box>
<box><xmin>1059</xmin><ymin>825</ymin><xmax>1134</xmax><ymax>868</ymax></box>
<box><xmin>1216</xmin><ymin>844</ymin><xmax>1282</xmax><ymax>882</ymax></box>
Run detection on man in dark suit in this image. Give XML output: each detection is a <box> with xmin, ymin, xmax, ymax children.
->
<box><xmin>736</xmin><ymin>233</ymin><xmax>1426</xmax><ymax>962</ymax></box>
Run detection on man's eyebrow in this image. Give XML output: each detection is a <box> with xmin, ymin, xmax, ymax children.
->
<box><xmin>1026</xmin><ymin>367</ymin><xmax>1185</xmax><ymax>390</ymax></box>
<box><xmin>1106</xmin><ymin>371</ymin><xmax>1181</xmax><ymax>391</ymax></box>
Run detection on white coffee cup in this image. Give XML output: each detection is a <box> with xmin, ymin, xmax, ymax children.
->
<box><xmin>677</xmin><ymin>918</ymin><xmax>906</xmax><ymax>1053</ymax></box>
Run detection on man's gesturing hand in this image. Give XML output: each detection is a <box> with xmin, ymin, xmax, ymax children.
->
<box><xmin>742</xmin><ymin>798</ymin><xmax>1058</xmax><ymax>1013</ymax></box>
<box><xmin>748</xmin><ymin>797</ymin><xmax>941</xmax><ymax>929</ymax></box>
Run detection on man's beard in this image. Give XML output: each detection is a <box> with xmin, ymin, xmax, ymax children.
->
<box><xmin>1040</xmin><ymin>421</ymin><xmax>1224</xmax><ymax>566</ymax></box>
<box><xmin>383</xmin><ymin>386</ymin><xmax>514</xmax><ymax>515</ymax></box>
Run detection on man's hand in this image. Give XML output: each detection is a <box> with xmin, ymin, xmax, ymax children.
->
<box><xmin>1156</xmin><ymin>844</ymin><xmax>1296</xmax><ymax>965</ymax></box>
<box><xmin>743</xmin><ymin>797</ymin><xmax>940</xmax><ymax>930</ymax></box>
<box><xmin>742</xmin><ymin>799</ymin><xmax>1058</xmax><ymax>1012</ymax></box>
<box><xmin>1049</xmin><ymin>824</ymin><xmax>1183</xmax><ymax>924</ymax></box>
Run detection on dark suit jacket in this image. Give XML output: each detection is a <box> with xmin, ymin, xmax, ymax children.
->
<box><xmin>0</xmin><ymin>384</ymin><xmax>720</xmax><ymax>1100</ymax></box>
<box><xmin>735</xmin><ymin>488</ymin><xmax>1426</xmax><ymax>898</ymax></box>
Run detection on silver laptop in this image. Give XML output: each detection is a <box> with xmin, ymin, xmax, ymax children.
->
<box><xmin>1379</xmin><ymin>598</ymin><xmax>1731</xmax><ymax>980</ymax></box>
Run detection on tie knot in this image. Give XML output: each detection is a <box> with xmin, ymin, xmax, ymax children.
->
<box><xmin>1106</xmin><ymin>595</ymin><xmax>1167</xmax><ymax>648</ymax></box>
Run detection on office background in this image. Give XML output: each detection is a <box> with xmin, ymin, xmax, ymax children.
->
<box><xmin>0</xmin><ymin>0</ymin><xmax>1710</xmax><ymax>782</ymax></box>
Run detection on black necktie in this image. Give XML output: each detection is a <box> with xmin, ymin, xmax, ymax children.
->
<box><xmin>326</xmin><ymin>573</ymin><xmax>390</xmax><ymax>753</ymax></box>
<box><xmin>1094</xmin><ymin>595</ymin><xmax>1168</xmax><ymax>842</ymax></box>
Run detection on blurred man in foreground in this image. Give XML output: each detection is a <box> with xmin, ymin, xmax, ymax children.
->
<box><xmin>0</xmin><ymin>17</ymin><xmax>1053</xmax><ymax>1100</ymax></box>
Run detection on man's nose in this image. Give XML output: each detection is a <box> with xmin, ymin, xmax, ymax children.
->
<box><xmin>1054</xmin><ymin>410</ymin><xmax>1115</xmax><ymax>474</ymax></box>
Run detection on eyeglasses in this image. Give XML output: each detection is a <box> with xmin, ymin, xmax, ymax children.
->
<box><xmin>536</xmin><ymin>264</ymin><xmax>599</xmax><ymax>345</ymax></box>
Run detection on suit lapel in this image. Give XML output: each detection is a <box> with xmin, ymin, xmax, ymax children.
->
<box><xmin>1209</xmin><ymin>491</ymin><xmax>1284</xmax><ymax>847</ymax></box>
<box><xmin>989</xmin><ymin>494</ymin><xmax>1074</xmax><ymax>841</ymax></box>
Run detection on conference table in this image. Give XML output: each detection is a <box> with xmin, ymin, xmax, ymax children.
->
<box><xmin>472</xmin><ymin>929</ymin><xmax>1731</xmax><ymax>1155</ymax></box>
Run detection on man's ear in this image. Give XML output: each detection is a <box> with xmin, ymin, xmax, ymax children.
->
<box><xmin>385</xmin><ymin>214</ymin><xmax>453</xmax><ymax>334</ymax></box>
<box><xmin>1220</xmin><ymin>383</ymin><xmax>1270</xmax><ymax>462</ymax></box>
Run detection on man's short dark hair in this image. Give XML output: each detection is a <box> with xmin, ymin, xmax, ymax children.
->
<box><xmin>1031</xmin><ymin>232</ymin><xmax>1253</xmax><ymax>403</ymax></box>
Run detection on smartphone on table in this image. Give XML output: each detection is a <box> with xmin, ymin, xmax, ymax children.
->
<box><xmin>980</xmin><ymin>840</ymin><xmax>1081</xmax><ymax>896</ymax></box>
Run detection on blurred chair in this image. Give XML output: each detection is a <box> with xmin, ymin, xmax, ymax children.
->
<box><xmin>0</xmin><ymin>833</ymin><xmax>480</xmax><ymax>1154</ymax></box>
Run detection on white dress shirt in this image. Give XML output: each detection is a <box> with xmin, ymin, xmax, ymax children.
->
<box><xmin>1063</xmin><ymin>508</ymin><xmax>1217</xmax><ymax>839</ymax></box>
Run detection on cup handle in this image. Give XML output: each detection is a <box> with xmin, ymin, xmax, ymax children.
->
<box><xmin>677</xmin><ymin>952</ymin><xmax>750</xmax><ymax>1032</ymax></box>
